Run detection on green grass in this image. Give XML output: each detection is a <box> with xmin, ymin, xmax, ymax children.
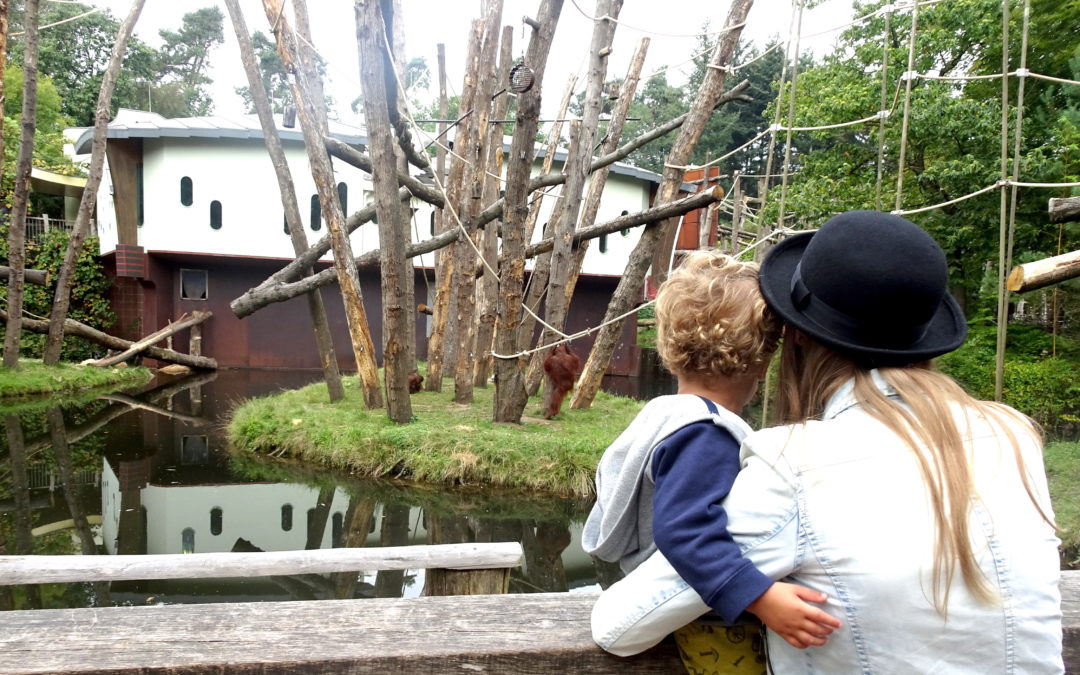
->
<box><xmin>1045</xmin><ymin>440</ymin><xmax>1080</xmax><ymax>568</ymax></box>
<box><xmin>0</xmin><ymin>359</ymin><xmax>152</xmax><ymax>401</ymax></box>
<box><xmin>227</xmin><ymin>375</ymin><xmax>644</xmax><ymax>498</ymax></box>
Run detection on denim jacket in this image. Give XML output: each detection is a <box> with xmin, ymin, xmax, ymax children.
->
<box><xmin>591</xmin><ymin>373</ymin><xmax>1063</xmax><ymax>674</ymax></box>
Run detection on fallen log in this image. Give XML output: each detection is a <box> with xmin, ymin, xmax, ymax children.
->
<box><xmin>0</xmin><ymin>309</ymin><xmax>217</xmax><ymax>370</ymax></box>
<box><xmin>1007</xmin><ymin>249</ymin><xmax>1080</xmax><ymax>293</ymax></box>
<box><xmin>230</xmin><ymin>187</ymin><xmax>724</xmax><ymax>318</ymax></box>
<box><xmin>0</xmin><ymin>266</ymin><xmax>48</xmax><ymax>286</ymax></box>
<box><xmin>1049</xmin><ymin>196</ymin><xmax>1080</xmax><ymax>223</ymax></box>
<box><xmin>87</xmin><ymin>311</ymin><xmax>210</xmax><ymax>367</ymax></box>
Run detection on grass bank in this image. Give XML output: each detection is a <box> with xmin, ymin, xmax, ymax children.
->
<box><xmin>1046</xmin><ymin>440</ymin><xmax>1080</xmax><ymax>568</ymax></box>
<box><xmin>227</xmin><ymin>376</ymin><xmax>644</xmax><ymax>498</ymax></box>
<box><xmin>0</xmin><ymin>359</ymin><xmax>152</xmax><ymax>401</ymax></box>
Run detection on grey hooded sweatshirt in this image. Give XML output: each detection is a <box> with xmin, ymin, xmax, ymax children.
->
<box><xmin>581</xmin><ymin>394</ymin><xmax>753</xmax><ymax>574</ymax></box>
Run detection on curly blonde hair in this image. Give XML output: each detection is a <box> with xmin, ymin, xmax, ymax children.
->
<box><xmin>655</xmin><ymin>250</ymin><xmax>781</xmax><ymax>380</ymax></box>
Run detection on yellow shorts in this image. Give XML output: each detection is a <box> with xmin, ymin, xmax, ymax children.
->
<box><xmin>672</xmin><ymin>617</ymin><xmax>767</xmax><ymax>675</ymax></box>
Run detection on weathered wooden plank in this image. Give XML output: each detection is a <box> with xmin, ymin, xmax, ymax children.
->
<box><xmin>3</xmin><ymin>575</ymin><xmax>1080</xmax><ymax>674</ymax></box>
<box><xmin>0</xmin><ymin>593</ymin><xmax>684</xmax><ymax>674</ymax></box>
<box><xmin>0</xmin><ymin>542</ymin><xmax>524</xmax><ymax>585</ymax></box>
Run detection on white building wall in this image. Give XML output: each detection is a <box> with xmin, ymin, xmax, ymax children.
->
<box><xmin>97</xmin><ymin>131</ymin><xmax>661</xmax><ymax>278</ymax></box>
<box><xmin>139</xmin><ymin>483</ymin><xmax>352</xmax><ymax>554</ymax></box>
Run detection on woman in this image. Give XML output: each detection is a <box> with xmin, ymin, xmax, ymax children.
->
<box><xmin>591</xmin><ymin>211</ymin><xmax>1063</xmax><ymax>673</ymax></box>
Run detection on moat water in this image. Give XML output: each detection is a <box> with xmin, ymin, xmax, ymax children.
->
<box><xmin>0</xmin><ymin>364</ymin><xmax>676</xmax><ymax>610</ymax></box>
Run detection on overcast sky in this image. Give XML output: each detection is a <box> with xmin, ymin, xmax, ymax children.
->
<box><xmin>89</xmin><ymin>0</ymin><xmax>855</xmax><ymax>125</ymax></box>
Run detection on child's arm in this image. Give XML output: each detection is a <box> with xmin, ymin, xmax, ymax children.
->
<box><xmin>746</xmin><ymin>581</ymin><xmax>843</xmax><ymax>648</ymax></box>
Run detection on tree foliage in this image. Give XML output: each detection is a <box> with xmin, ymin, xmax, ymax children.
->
<box><xmin>758</xmin><ymin>0</ymin><xmax>1080</xmax><ymax>316</ymax></box>
<box><xmin>8</xmin><ymin>2</ymin><xmax>224</xmax><ymax>124</ymax></box>
<box><xmin>0</xmin><ymin>230</ymin><xmax>116</xmax><ymax>362</ymax></box>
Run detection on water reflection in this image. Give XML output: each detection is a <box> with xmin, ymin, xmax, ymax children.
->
<box><xmin>0</xmin><ymin>366</ymin><xmax>671</xmax><ymax>610</ymax></box>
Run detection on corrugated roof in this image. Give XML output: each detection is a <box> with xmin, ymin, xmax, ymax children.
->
<box><xmin>70</xmin><ymin>109</ymin><xmax>673</xmax><ymax>186</ymax></box>
<box><xmin>70</xmin><ymin>109</ymin><xmax>367</xmax><ymax>153</ymax></box>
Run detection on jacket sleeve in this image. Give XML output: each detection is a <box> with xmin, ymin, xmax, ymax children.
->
<box><xmin>590</xmin><ymin>549</ymin><xmax>711</xmax><ymax>656</ymax></box>
<box><xmin>652</xmin><ymin>423</ymin><xmax>773</xmax><ymax>622</ymax></box>
<box><xmin>590</xmin><ymin>429</ymin><xmax>801</xmax><ymax>656</ymax></box>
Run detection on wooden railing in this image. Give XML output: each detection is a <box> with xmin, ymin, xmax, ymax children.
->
<box><xmin>0</xmin><ymin>551</ymin><xmax>1075</xmax><ymax>674</ymax></box>
<box><xmin>24</xmin><ymin>215</ymin><xmax>96</xmax><ymax>242</ymax></box>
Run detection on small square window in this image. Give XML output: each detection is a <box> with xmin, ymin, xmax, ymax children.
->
<box><xmin>182</xmin><ymin>435</ymin><xmax>209</xmax><ymax>464</ymax></box>
<box><xmin>180</xmin><ymin>269</ymin><xmax>208</xmax><ymax>301</ymax></box>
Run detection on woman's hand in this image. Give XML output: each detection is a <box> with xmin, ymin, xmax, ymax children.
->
<box><xmin>746</xmin><ymin>582</ymin><xmax>842</xmax><ymax>649</ymax></box>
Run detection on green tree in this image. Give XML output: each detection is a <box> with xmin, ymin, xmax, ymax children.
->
<box><xmin>759</xmin><ymin>0</ymin><xmax>1079</xmax><ymax>316</ymax></box>
<box><xmin>2</xmin><ymin>65</ymin><xmax>77</xmax><ymax>211</ymax></box>
<box><xmin>152</xmin><ymin>6</ymin><xmax>225</xmax><ymax>116</ymax></box>
<box><xmin>235</xmin><ymin>30</ymin><xmax>292</xmax><ymax>114</ymax></box>
<box><xmin>8</xmin><ymin>2</ymin><xmax>157</xmax><ymax>126</ymax></box>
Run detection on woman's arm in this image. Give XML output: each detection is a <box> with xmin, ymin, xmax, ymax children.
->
<box><xmin>591</xmin><ymin>434</ymin><xmax>803</xmax><ymax>655</ymax></box>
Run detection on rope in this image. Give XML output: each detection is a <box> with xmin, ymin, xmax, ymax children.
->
<box><xmin>566</xmin><ymin>0</ymin><xmax>747</xmax><ymax>39</ymax></box>
<box><xmin>893</xmin><ymin>0</ymin><xmax>920</xmax><ymax>211</ymax></box>
<box><xmin>10</xmin><ymin>7</ymin><xmax>100</xmax><ymax>37</ymax></box>
<box><xmin>776</xmin><ymin>0</ymin><xmax>806</xmax><ymax>230</ymax></box>
<box><xmin>874</xmin><ymin>4</ymin><xmax>893</xmax><ymax>210</ymax></box>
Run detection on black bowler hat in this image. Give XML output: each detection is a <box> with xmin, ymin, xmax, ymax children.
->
<box><xmin>759</xmin><ymin>210</ymin><xmax>967</xmax><ymax>367</ymax></box>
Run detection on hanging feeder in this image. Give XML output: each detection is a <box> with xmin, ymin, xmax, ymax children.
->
<box><xmin>509</xmin><ymin>62</ymin><xmax>535</xmax><ymax>93</ymax></box>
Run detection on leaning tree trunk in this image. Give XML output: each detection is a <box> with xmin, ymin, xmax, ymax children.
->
<box><xmin>356</xmin><ymin>0</ymin><xmax>413</xmax><ymax>422</ymax></box>
<box><xmin>572</xmin><ymin>0</ymin><xmax>754</xmax><ymax>410</ymax></box>
<box><xmin>559</xmin><ymin>36</ymin><xmax>648</xmax><ymax>328</ymax></box>
<box><xmin>3</xmin><ymin>0</ymin><xmax>37</xmax><ymax>368</ymax></box>
<box><xmin>525</xmin><ymin>0</ymin><xmax>623</xmax><ymax>407</ymax></box>
<box><xmin>472</xmin><ymin>25</ymin><xmax>513</xmax><ymax>388</ymax></box>
<box><xmin>425</xmin><ymin>21</ymin><xmax>485</xmax><ymax>393</ymax></box>
<box><xmin>265</xmin><ymin>0</ymin><xmax>382</xmax><ymax>408</ymax></box>
<box><xmin>492</xmin><ymin>0</ymin><xmax>563</xmax><ymax>422</ymax></box>
<box><xmin>224</xmin><ymin>0</ymin><xmax>344</xmax><ymax>402</ymax></box>
<box><xmin>41</xmin><ymin>0</ymin><xmax>145</xmax><ymax>365</ymax></box>
<box><xmin>452</xmin><ymin>0</ymin><xmax>502</xmax><ymax>405</ymax></box>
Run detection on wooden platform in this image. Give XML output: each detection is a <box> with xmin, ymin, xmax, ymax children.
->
<box><xmin>0</xmin><ymin>571</ymin><xmax>1075</xmax><ymax>674</ymax></box>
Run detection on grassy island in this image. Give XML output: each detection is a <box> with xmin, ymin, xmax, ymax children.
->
<box><xmin>227</xmin><ymin>374</ymin><xmax>1079</xmax><ymax>563</ymax></box>
<box><xmin>227</xmin><ymin>376</ymin><xmax>644</xmax><ymax>498</ymax></box>
<box><xmin>0</xmin><ymin>359</ymin><xmax>152</xmax><ymax>402</ymax></box>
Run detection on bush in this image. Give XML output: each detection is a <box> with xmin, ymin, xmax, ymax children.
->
<box><xmin>939</xmin><ymin>321</ymin><xmax>1080</xmax><ymax>432</ymax></box>
<box><xmin>0</xmin><ymin>227</ymin><xmax>115</xmax><ymax>362</ymax></box>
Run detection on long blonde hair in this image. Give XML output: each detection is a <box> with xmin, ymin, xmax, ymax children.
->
<box><xmin>775</xmin><ymin>327</ymin><xmax>1056</xmax><ymax>613</ymax></box>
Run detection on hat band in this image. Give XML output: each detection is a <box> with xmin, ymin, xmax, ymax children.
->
<box><xmin>790</xmin><ymin>263</ymin><xmax>933</xmax><ymax>349</ymax></box>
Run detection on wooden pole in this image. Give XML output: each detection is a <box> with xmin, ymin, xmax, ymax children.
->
<box><xmin>1007</xmin><ymin>249</ymin><xmax>1080</xmax><ymax>293</ymax></box>
<box><xmin>452</xmin><ymin>2</ymin><xmax>503</xmax><ymax>404</ymax></box>
<box><xmin>42</xmin><ymin>0</ymin><xmax>145</xmax><ymax>365</ymax></box>
<box><xmin>0</xmin><ymin>543</ymin><xmax>524</xmax><ymax>585</ymax></box>
<box><xmin>473</xmin><ymin>24</ymin><xmax>514</xmax><ymax>388</ymax></box>
<box><xmin>493</xmin><ymin>0</ymin><xmax>564</xmax><ymax>422</ymax></box>
<box><xmin>264</xmin><ymin>0</ymin><xmax>382</xmax><ymax>408</ymax></box>
<box><xmin>233</xmin><ymin>189</ymin><xmax>724</xmax><ymax>320</ymax></box>
<box><xmin>3</xmin><ymin>0</ymin><xmax>40</xmax><ymax>368</ymax></box>
<box><xmin>224</xmin><ymin>0</ymin><xmax>344</xmax><ymax>402</ymax></box>
<box><xmin>356</xmin><ymin>0</ymin><xmax>413</xmax><ymax>422</ymax></box>
<box><xmin>572</xmin><ymin>0</ymin><xmax>754</xmax><ymax>410</ymax></box>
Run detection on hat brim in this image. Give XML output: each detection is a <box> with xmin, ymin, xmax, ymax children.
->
<box><xmin>759</xmin><ymin>232</ymin><xmax>968</xmax><ymax>366</ymax></box>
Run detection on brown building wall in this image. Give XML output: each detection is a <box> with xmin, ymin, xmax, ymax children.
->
<box><xmin>105</xmin><ymin>252</ymin><xmax>638</xmax><ymax>375</ymax></box>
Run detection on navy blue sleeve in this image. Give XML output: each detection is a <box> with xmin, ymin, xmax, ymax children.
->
<box><xmin>651</xmin><ymin>422</ymin><xmax>774</xmax><ymax>623</ymax></box>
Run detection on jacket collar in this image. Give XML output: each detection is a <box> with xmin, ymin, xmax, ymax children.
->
<box><xmin>821</xmin><ymin>369</ymin><xmax>898</xmax><ymax>420</ymax></box>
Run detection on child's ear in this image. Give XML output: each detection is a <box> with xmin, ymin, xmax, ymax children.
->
<box><xmin>791</xmin><ymin>328</ymin><xmax>811</xmax><ymax>348</ymax></box>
